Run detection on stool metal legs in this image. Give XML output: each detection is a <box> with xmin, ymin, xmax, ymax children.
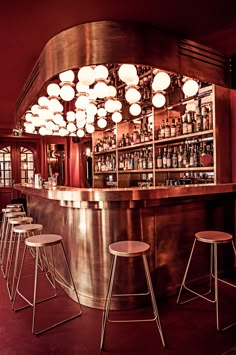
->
<box><xmin>13</xmin><ymin>241</ymin><xmax>82</xmax><ymax>335</ymax></box>
<box><xmin>177</xmin><ymin>239</ymin><xmax>236</xmax><ymax>331</ymax></box>
<box><xmin>100</xmin><ymin>254</ymin><xmax>165</xmax><ymax>350</ymax></box>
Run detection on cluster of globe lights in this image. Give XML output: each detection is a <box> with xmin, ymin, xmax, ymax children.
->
<box><xmin>23</xmin><ymin>64</ymin><xmax>199</xmax><ymax>137</ymax></box>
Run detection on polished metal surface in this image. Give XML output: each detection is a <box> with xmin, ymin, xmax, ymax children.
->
<box><xmin>16</xmin><ymin>21</ymin><xmax>231</xmax><ymax>120</ymax></box>
<box><xmin>14</xmin><ymin>184</ymin><xmax>236</xmax><ymax>310</ymax></box>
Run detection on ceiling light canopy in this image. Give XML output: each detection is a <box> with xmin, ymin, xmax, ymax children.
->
<box><xmin>22</xmin><ymin>63</ymin><xmax>199</xmax><ymax>137</ymax></box>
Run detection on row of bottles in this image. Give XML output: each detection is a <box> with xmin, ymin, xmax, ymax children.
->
<box><xmin>157</xmin><ymin>103</ymin><xmax>213</xmax><ymax>140</ymax></box>
<box><xmin>119</xmin><ymin>123</ymin><xmax>152</xmax><ymax>147</ymax></box>
<box><xmin>119</xmin><ymin>148</ymin><xmax>153</xmax><ymax>170</ymax></box>
<box><xmin>156</xmin><ymin>141</ymin><xmax>213</xmax><ymax>169</ymax></box>
<box><xmin>94</xmin><ymin>154</ymin><xmax>116</xmax><ymax>172</ymax></box>
<box><xmin>94</xmin><ymin>135</ymin><xmax>116</xmax><ymax>153</ymax></box>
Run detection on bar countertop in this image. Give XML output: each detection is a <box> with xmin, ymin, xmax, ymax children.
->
<box><xmin>14</xmin><ymin>183</ymin><xmax>236</xmax><ymax>204</ymax></box>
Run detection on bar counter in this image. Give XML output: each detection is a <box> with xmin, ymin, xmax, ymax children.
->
<box><xmin>14</xmin><ymin>183</ymin><xmax>236</xmax><ymax>309</ymax></box>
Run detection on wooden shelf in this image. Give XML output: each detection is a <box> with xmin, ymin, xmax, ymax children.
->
<box><xmin>155</xmin><ymin>166</ymin><xmax>214</xmax><ymax>172</ymax></box>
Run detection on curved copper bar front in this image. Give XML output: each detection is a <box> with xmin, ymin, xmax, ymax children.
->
<box><xmin>14</xmin><ymin>184</ymin><xmax>236</xmax><ymax>310</ymax></box>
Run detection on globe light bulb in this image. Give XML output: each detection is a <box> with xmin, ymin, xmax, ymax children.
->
<box><xmin>75</xmin><ymin>95</ymin><xmax>89</xmax><ymax>110</ymax></box>
<box><xmin>60</xmin><ymin>84</ymin><xmax>75</xmax><ymax>101</ymax></box>
<box><xmin>47</xmin><ymin>83</ymin><xmax>60</xmax><ymax>97</ymax></box>
<box><xmin>78</xmin><ymin>66</ymin><xmax>95</xmax><ymax>86</ymax></box>
<box><xmin>94</xmin><ymin>81</ymin><xmax>108</xmax><ymax>98</ymax></box>
<box><xmin>38</xmin><ymin>96</ymin><xmax>49</xmax><ymax>107</ymax></box>
<box><xmin>118</xmin><ymin>64</ymin><xmax>137</xmax><ymax>84</ymax></box>
<box><xmin>97</xmin><ymin>118</ymin><xmax>107</xmax><ymax>128</ymax></box>
<box><xmin>112</xmin><ymin>111</ymin><xmax>122</xmax><ymax>123</ymax></box>
<box><xmin>152</xmin><ymin>71</ymin><xmax>171</xmax><ymax>91</ymax></box>
<box><xmin>152</xmin><ymin>92</ymin><xmax>166</xmax><ymax>108</ymax></box>
<box><xmin>77</xmin><ymin>129</ymin><xmax>85</xmax><ymax>137</ymax></box>
<box><xmin>129</xmin><ymin>103</ymin><xmax>141</xmax><ymax>116</ymax></box>
<box><xmin>105</xmin><ymin>99</ymin><xmax>117</xmax><ymax>113</ymax></box>
<box><xmin>97</xmin><ymin>107</ymin><xmax>107</xmax><ymax>117</ymax></box>
<box><xmin>125</xmin><ymin>87</ymin><xmax>141</xmax><ymax>104</ymax></box>
<box><xmin>86</xmin><ymin>123</ymin><xmax>95</xmax><ymax>134</ymax></box>
<box><xmin>59</xmin><ymin>70</ymin><xmax>75</xmax><ymax>82</ymax></box>
<box><xmin>182</xmin><ymin>79</ymin><xmax>199</xmax><ymax>97</ymax></box>
<box><xmin>106</xmin><ymin>85</ymin><xmax>117</xmax><ymax>97</ymax></box>
<box><xmin>94</xmin><ymin>65</ymin><xmax>108</xmax><ymax>80</ymax></box>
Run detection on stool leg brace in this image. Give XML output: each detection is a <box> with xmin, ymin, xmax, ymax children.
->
<box><xmin>177</xmin><ymin>239</ymin><xmax>236</xmax><ymax>331</ymax></box>
<box><xmin>100</xmin><ymin>254</ymin><xmax>166</xmax><ymax>350</ymax></box>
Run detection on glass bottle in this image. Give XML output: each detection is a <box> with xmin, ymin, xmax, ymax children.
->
<box><xmin>157</xmin><ymin>148</ymin><xmax>163</xmax><ymax>169</ymax></box>
<box><xmin>171</xmin><ymin>119</ymin><xmax>176</xmax><ymax>137</ymax></box>
<box><xmin>164</xmin><ymin>119</ymin><xmax>171</xmax><ymax>138</ymax></box>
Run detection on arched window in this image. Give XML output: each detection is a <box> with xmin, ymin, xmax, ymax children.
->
<box><xmin>20</xmin><ymin>146</ymin><xmax>34</xmax><ymax>183</ymax></box>
<box><xmin>0</xmin><ymin>146</ymin><xmax>12</xmax><ymax>186</ymax></box>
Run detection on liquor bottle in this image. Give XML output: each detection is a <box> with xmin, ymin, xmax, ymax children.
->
<box><xmin>119</xmin><ymin>134</ymin><xmax>126</xmax><ymax>147</ymax></box>
<box><xmin>187</xmin><ymin>113</ymin><xmax>194</xmax><ymax>134</ymax></box>
<box><xmin>97</xmin><ymin>156</ymin><xmax>102</xmax><ymax>171</ymax></box>
<box><xmin>133</xmin><ymin>152</ymin><xmax>138</xmax><ymax>170</ymax></box>
<box><xmin>142</xmin><ymin>149</ymin><xmax>148</xmax><ymax>169</ymax></box>
<box><xmin>125</xmin><ymin>133</ymin><xmax>131</xmax><ymax>146</ymax></box>
<box><xmin>119</xmin><ymin>155</ymin><xmax>124</xmax><ymax>170</ymax></box>
<box><xmin>160</xmin><ymin>120</ymin><xmax>165</xmax><ymax>139</ymax></box>
<box><xmin>166</xmin><ymin>147</ymin><xmax>172</xmax><ymax>168</ymax></box>
<box><xmin>133</xmin><ymin>126</ymin><xmax>139</xmax><ymax>144</ymax></box>
<box><xmin>202</xmin><ymin>106</ymin><xmax>209</xmax><ymax>131</ymax></box>
<box><xmin>176</xmin><ymin>118</ymin><xmax>182</xmax><ymax>136</ymax></box>
<box><xmin>128</xmin><ymin>153</ymin><xmax>134</xmax><ymax>170</ymax></box>
<box><xmin>172</xmin><ymin>146</ymin><xmax>178</xmax><ymax>168</ymax></box>
<box><xmin>147</xmin><ymin>149</ymin><xmax>153</xmax><ymax>169</ymax></box>
<box><xmin>177</xmin><ymin>145</ymin><xmax>184</xmax><ymax>168</ymax></box>
<box><xmin>140</xmin><ymin>128</ymin><xmax>145</xmax><ymax>143</ymax></box>
<box><xmin>189</xmin><ymin>146</ymin><xmax>194</xmax><ymax>167</ymax></box>
<box><xmin>182</xmin><ymin>114</ymin><xmax>188</xmax><ymax>135</ymax></box>
<box><xmin>195</xmin><ymin>107</ymin><xmax>202</xmax><ymax>132</ymax></box>
<box><xmin>171</xmin><ymin>119</ymin><xmax>176</xmax><ymax>137</ymax></box>
<box><xmin>156</xmin><ymin>148</ymin><xmax>163</xmax><ymax>169</ymax></box>
<box><xmin>164</xmin><ymin>119</ymin><xmax>171</xmax><ymax>138</ymax></box>
<box><xmin>162</xmin><ymin>147</ymin><xmax>167</xmax><ymax>168</ymax></box>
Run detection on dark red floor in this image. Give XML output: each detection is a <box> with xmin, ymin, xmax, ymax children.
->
<box><xmin>1</xmin><ymin>255</ymin><xmax>236</xmax><ymax>355</ymax></box>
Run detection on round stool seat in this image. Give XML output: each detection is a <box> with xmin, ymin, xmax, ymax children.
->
<box><xmin>5</xmin><ymin>211</ymin><xmax>25</xmax><ymax>218</ymax></box>
<box><xmin>26</xmin><ymin>234</ymin><xmax>62</xmax><ymax>248</ymax></box>
<box><xmin>13</xmin><ymin>224</ymin><xmax>43</xmax><ymax>234</ymax></box>
<box><xmin>109</xmin><ymin>241</ymin><xmax>150</xmax><ymax>257</ymax></box>
<box><xmin>7</xmin><ymin>204</ymin><xmax>23</xmax><ymax>209</ymax></box>
<box><xmin>2</xmin><ymin>208</ymin><xmax>21</xmax><ymax>213</ymax></box>
<box><xmin>8</xmin><ymin>217</ymin><xmax>33</xmax><ymax>225</ymax></box>
<box><xmin>195</xmin><ymin>231</ymin><xmax>233</xmax><ymax>244</ymax></box>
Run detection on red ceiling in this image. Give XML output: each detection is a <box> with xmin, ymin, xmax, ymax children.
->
<box><xmin>0</xmin><ymin>0</ymin><xmax>236</xmax><ymax>130</ymax></box>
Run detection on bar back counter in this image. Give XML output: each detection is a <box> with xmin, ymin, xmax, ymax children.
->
<box><xmin>14</xmin><ymin>183</ymin><xmax>236</xmax><ymax>310</ymax></box>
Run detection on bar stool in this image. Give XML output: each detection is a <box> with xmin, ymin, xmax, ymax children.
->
<box><xmin>177</xmin><ymin>231</ymin><xmax>236</xmax><ymax>331</ymax></box>
<box><xmin>0</xmin><ymin>207</ymin><xmax>21</xmax><ymax>242</ymax></box>
<box><xmin>7</xmin><ymin>223</ymin><xmax>43</xmax><ymax>300</ymax></box>
<box><xmin>0</xmin><ymin>211</ymin><xmax>26</xmax><ymax>266</ymax></box>
<box><xmin>5</xmin><ymin>216</ymin><xmax>33</xmax><ymax>278</ymax></box>
<box><xmin>100</xmin><ymin>240</ymin><xmax>165</xmax><ymax>350</ymax></box>
<box><xmin>6</xmin><ymin>203</ymin><xmax>24</xmax><ymax>212</ymax></box>
<box><xmin>12</xmin><ymin>234</ymin><xmax>82</xmax><ymax>335</ymax></box>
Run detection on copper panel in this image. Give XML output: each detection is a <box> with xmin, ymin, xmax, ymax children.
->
<box><xmin>16</xmin><ymin>21</ymin><xmax>231</xmax><ymax>120</ymax></box>
<box><xmin>19</xmin><ymin>184</ymin><xmax>236</xmax><ymax>310</ymax></box>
